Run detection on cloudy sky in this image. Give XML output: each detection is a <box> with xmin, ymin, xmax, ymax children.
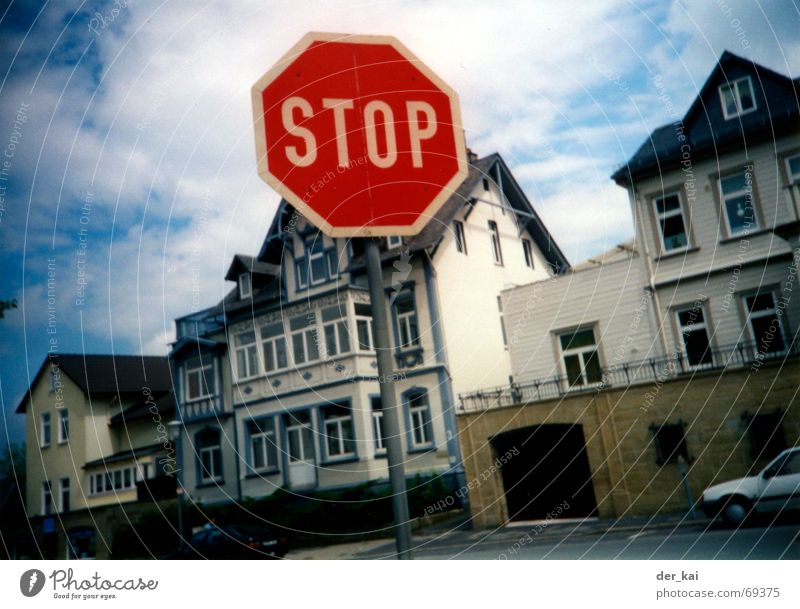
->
<box><xmin>1</xmin><ymin>0</ymin><xmax>799</xmax><ymax>445</ymax></box>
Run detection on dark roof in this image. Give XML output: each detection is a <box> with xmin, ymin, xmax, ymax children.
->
<box><xmin>16</xmin><ymin>354</ymin><xmax>172</xmax><ymax>413</ymax></box>
<box><xmin>83</xmin><ymin>443</ymin><xmax>167</xmax><ymax>469</ymax></box>
<box><xmin>612</xmin><ymin>50</ymin><xmax>800</xmax><ymax>184</ymax></box>
<box><xmin>108</xmin><ymin>392</ymin><xmax>175</xmax><ymax>426</ymax></box>
<box><xmin>224</xmin><ymin>254</ymin><xmax>280</xmax><ymax>282</ymax></box>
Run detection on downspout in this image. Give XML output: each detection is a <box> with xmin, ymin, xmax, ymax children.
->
<box><xmin>630</xmin><ymin>182</ymin><xmax>671</xmax><ymax>357</ymax></box>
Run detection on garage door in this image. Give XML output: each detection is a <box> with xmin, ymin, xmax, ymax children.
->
<box><xmin>491</xmin><ymin>423</ymin><xmax>598</xmax><ymax>522</ymax></box>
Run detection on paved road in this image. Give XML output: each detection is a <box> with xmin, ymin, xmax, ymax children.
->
<box><xmin>357</xmin><ymin>520</ymin><xmax>800</xmax><ymax>560</ymax></box>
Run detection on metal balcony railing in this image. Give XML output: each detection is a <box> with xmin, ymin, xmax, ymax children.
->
<box><xmin>457</xmin><ymin>339</ymin><xmax>799</xmax><ymax>414</ymax></box>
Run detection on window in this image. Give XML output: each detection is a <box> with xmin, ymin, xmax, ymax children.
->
<box><xmin>387</xmin><ymin>235</ymin><xmax>403</xmax><ymax>249</ymax></box>
<box><xmin>482</xmin><ymin>177</ymin><xmax>490</xmax><ymax>191</ymax></box>
<box><xmin>42</xmin><ymin>481</ymin><xmax>52</xmax><ymax>515</ymax></box>
<box><xmin>407</xmin><ymin>390</ymin><xmax>433</xmax><ymax>449</ymax></box>
<box><xmin>371</xmin><ymin>397</ymin><xmax>387</xmax><ymax>453</ymax></box>
<box><xmin>321</xmin><ymin>304</ymin><xmax>350</xmax><ymax>357</ymax></box>
<box><xmin>743</xmin><ymin>292</ymin><xmax>786</xmax><ymax>355</ymax></box>
<box><xmin>454</xmin><ymin>220</ymin><xmax>467</xmax><ymax>254</ymax></box>
<box><xmin>394</xmin><ymin>290</ymin><xmax>420</xmax><ymax>348</ymax></box>
<box><xmin>653</xmin><ymin>192</ymin><xmax>689</xmax><ymax>252</ymax></box>
<box><xmin>719</xmin><ymin>168</ymin><xmax>758</xmax><ymax>236</ymax></box>
<box><xmin>786</xmin><ymin>154</ymin><xmax>800</xmax><ymax>186</ymax></box>
<box><xmin>322</xmin><ymin>403</ymin><xmax>356</xmax><ymax>459</ymax></box>
<box><xmin>559</xmin><ymin>327</ymin><xmax>602</xmax><ymax>387</ymax></box>
<box><xmin>290</xmin><ymin>313</ymin><xmax>319</xmax><ymax>364</ymax></box>
<box><xmin>298</xmin><ymin>237</ymin><xmax>338</xmax><ymax>287</ymax></box>
<box><xmin>248</xmin><ymin>418</ymin><xmax>278</xmax><ymax>471</ymax></box>
<box><xmin>354</xmin><ymin>303</ymin><xmax>375</xmax><ymax>351</ymax></box>
<box><xmin>59</xmin><ymin>477</ymin><xmax>70</xmax><ymax>513</ymax></box>
<box><xmin>742</xmin><ymin>410</ymin><xmax>786</xmax><ymax>461</ymax></box>
<box><xmin>497</xmin><ymin>296</ymin><xmax>507</xmax><ymax>347</ymax></box>
<box><xmin>522</xmin><ymin>238</ymin><xmax>534</xmax><ymax>267</ymax></box>
<box><xmin>238</xmin><ymin>272</ymin><xmax>252</xmax><ymax>299</ymax></box>
<box><xmin>651</xmin><ymin>422</ymin><xmax>689</xmax><ymax>465</ymax></box>
<box><xmin>196</xmin><ymin>428</ymin><xmax>223</xmax><ymax>483</ymax></box>
<box><xmin>719</xmin><ymin>76</ymin><xmax>756</xmax><ymax>120</ymax></box>
<box><xmin>488</xmin><ymin>221</ymin><xmax>503</xmax><ymax>265</ymax></box>
<box><xmin>675</xmin><ymin>305</ymin><xmax>713</xmax><ymax>368</ymax></box>
<box><xmin>40</xmin><ymin>412</ymin><xmax>51</xmax><ymax>447</ymax></box>
<box><xmin>234</xmin><ymin>330</ymin><xmax>259</xmax><ymax>380</ymax></box>
<box><xmin>260</xmin><ymin>322</ymin><xmax>288</xmax><ymax>372</ymax></box>
<box><xmin>88</xmin><ymin>466</ymin><xmax>138</xmax><ymax>495</ymax></box>
<box><xmin>186</xmin><ymin>357</ymin><xmax>215</xmax><ymax>400</ymax></box>
<box><xmin>58</xmin><ymin>409</ymin><xmax>69</xmax><ymax>443</ymax></box>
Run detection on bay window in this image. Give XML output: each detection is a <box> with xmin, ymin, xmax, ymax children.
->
<box><xmin>354</xmin><ymin>303</ymin><xmax>375</xmax><ymax>351</ymax></box>
<box><xmin>290</xmin><ymin>313</ymin><xmax>319</xmax><ymax>365</ymax></box>
<box><xmin>260</xmin><ymin>321</ymin><xmax>288</xmax><ymax>372</ymax></box>
<box><xmin>186</xmin><ymin>357</ymin><xmax>215</xmax><ymax>400</ymax></box>
<box><xmin>234</xmin><ymin>330</ymin><xmax>259</xmax><ymax>380</ymax></box>
<box><xmin>322</xmin><ymin>304</ymin><xmax>350</xmax><ymax>357</ymax></box>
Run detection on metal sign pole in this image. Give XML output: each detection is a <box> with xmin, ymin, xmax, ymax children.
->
<box><xmin>364</xmin><ymin>237</ymin><xmax>413</xmax><ymax>559</ymax></box>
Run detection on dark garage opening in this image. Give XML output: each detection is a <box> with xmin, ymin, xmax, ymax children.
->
<box><xmin>491</xmin><ymin>423</ymin><xmax>598</xmax><ymax>522</ymax></box>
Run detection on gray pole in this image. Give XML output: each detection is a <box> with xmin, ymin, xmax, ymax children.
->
<box><xmin>364</xmin><ymin>237</ymin><xmax>413</xmax><ymax>559</ymax></box>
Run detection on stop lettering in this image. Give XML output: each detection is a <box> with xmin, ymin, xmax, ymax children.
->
<box><xmin>252</xmin><ymin>33</ymin><xmax>468</xmax><ymax>237</ymax></box>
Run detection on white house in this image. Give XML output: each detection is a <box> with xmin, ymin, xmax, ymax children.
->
<box><xmin>169</xmin><ymin>151</ymin><xmax>569</xmax><ymax>504</ymax></box>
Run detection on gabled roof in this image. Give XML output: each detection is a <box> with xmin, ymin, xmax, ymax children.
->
<box><xmin>16</xmin><ymin>354</ymin><xmax>172</xmax><ymax>413</ymax></box>
<box><xmin>108</xmin><ymin>392</ymin><xmax>175</xmax><ymax>427</ymax></box>
<box><xmin>224</xmin><ymin>254</ymin><xmax>280</xmax><ymax>282</ymax></box>
<box><xmin>613</xmin><ymin>50</ymin><xmax>800</xmax><ymax>184</ymax></box>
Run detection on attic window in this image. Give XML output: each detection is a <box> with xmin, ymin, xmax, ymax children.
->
<box><xmin>238</xmin><ymin>272</ymin><xmax>252</xmax><ymax>299</ymax></box>
<box><xmin>719</xmin><ymin>76</ymin><xmax>756</xmax><ymax>120</ymax></box>
<box><xmin>387</xmin><ymin>236</ymin><xmax>403</xmax><ymax>249</ymax></box>
<box><xmin>482</xmin><ymin>178</ymin><xmax>490</xmax><ymax>192</ymax></box>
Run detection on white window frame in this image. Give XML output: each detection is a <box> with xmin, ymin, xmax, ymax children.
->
<box><xmin>259</xmin><ymin>322</ymin><xmax>288</xmax><ymax>373</ymax></box>
<box><xmin>386</xmin><ymin>235</ymin><xmax>403</xmax><ymax>249</ymax></box>
<box><xmin>488</xmin><ymin>220</ymin><xmax>503</xmax><ymax>265</ymax></box>
<box><xmin>522</xmin><ymin>238</ymin><xmax>534</xmax><ymax>267</ymax></box>
<box><xmin>354</xmin><ymin>304</ymin><xmax>375</xmax><ymax>352</ymax></box>
<box><xmin>42</xmin><ymin>481</ymin><xmax>52</xmax><ymax>515</ymax></box>
<box><xmin>249</xmin><ymin>418</ymin><xmax>278</xmax><ymax>471</ymax></box>
<box><xmin>199</xmin><ymin>443</ymin><xmax>223</xmax><ymax>483</ymax></box>
<box><xmin>408</xmin><ymin>392</ymin><xmax>433</xmax><ymax>450</ymax></box>
<box><xmin>395</xmin><ymin>293</ymin><xmax>420</xmax><ymax>349</ymax></box>
<box><xmin>59</xmin><ymin>477</ymin><xmax>70</xmax><ymax>513</ymax></box>
<box><xmin>652</xmin><ymin>191</ymin><xmax>690</xmax><ymax>253</ymax></box>
<box><xmin>233</xmin><ymin>330</ymin><xmax>260</xmax><ymax>381</ymax></box>
<box><xmin>58</xmin><ymin>409</ymin><xmax>69</xmax><ymax>444</ymax></box>
<box><xmin>238</xmin><ymin>272</ymin><xmax>252</xmax><ymax>299</ymax></box>
<box><xmin>743</xmin><ymin>291</ymin><xmax>787</xmax><ymax>355</ymax></box>
<box><xmin>321</xmin><ymin>305</ymin><xmax>351</xmax><ymax>358</ymax></box>
<box><xmin>289</xmin><ymin>313</ymin><xmax>320</xmax><ymax>365</ymax></box>
<box><xmin>185</xmin><ymin>358</ymin><xmax>214</xmax><ymax>401</ymax></box>
<box><xmin>719</xmin><ymin>168</ymin><xmax>759</xmax><ymax>237</ymax></box>
<box><xmin>675</xmin><ymin>304</ymin><xmax>714</xmax><ymax>369</ymax></box>
<box><xmin>497</xmin><ymin>296</ymin><xmax>508</xmax><ymax>347</ymax></box>
<box><xmin>306</xmin><ymin>238</ymin><xmax>332</xmax><ymax>286</ymax></box>
<box><xmin>40</xmin><ymin>412</ymin><xmax>51</xmax><ymax>448</ymax></box>
<box><xmin>454</xmin><ymin>220</ymin><xmax>467</xmax><ymax>254</ymax></box>
<box><xmin>87</xmin><ymin>466</ymin><xmax>138</xmax><ymax>496</ymax></box>
<box><xmin>371</xmin><ymin>398</ymin><xmax>386</xmax><ymax>454</ymax></box>
<box><xmin>719</xmin><ymin>76</ymin><xmax>757</xmax><ymax>120</ymax></box>
<box><xmin>558</xmin><ymin>327</ymin><xmax>602</xmax><ymax>388</ymax></box>
<box><xmin>322</xmin><ymin>405</ymin><xmax>356</xmax><ymax>460</ymax></box>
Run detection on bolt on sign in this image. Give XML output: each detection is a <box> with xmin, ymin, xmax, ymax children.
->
<box><xmin>251</xmin><ymin>32</ymin><xmax>468</xmax><ymax>237</ymax></box>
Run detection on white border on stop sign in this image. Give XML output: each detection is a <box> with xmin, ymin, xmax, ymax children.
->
<box><xmin>251</xmin><ymin>31</ymin><xmax>469</xmax><ymax>238</ymax></box>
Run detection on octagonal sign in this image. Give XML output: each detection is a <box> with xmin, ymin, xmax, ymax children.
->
<box><xmin>251</xmin><ymin>32</ymin><xmax>468</xmax><ymax>237</ymax></box>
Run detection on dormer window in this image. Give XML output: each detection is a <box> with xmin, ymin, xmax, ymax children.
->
<box><xmin>719</xmin><ymin>76</ymin><xmax>756</xmax><ymax>120</ymax></box>
<box><xmin>238</xmin><ymin>272</ymin><xmax>252</xmax><ymax>299</ymax></box>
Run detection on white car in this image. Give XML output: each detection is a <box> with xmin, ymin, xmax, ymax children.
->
<box><xmin>700</xmin><ymin>447</ymin><xmax>800</xmax><ymax>526</ymax></box>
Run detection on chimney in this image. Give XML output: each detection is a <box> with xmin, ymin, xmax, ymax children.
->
<box><xmin>466</xmin><ymin>147</ymin><xmax>478</xmax><ymax>163</ymax></box>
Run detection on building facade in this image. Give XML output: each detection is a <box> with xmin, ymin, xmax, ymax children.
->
<box><xmin>16</xmin><ymin>354</ymin><xmax>176</xmax><ymax>558</ymax></box>
<box><xmin>170</xmin><ymin>152</ymin><xmax>569</xmax><ymax>506</ymax></box>
<box><xmin>457</xmin><ymin>51</ymin><xmax>800</xmax><ymax>526</ymax></box>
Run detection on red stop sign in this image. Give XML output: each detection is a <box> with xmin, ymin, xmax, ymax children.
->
<box><xmin>251</xmin><ymin>33</ymin><xmax>468</xmax><ymax>237</ymax></box>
